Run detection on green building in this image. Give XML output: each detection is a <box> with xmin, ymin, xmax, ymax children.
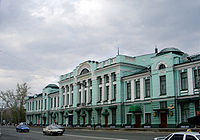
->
<box><xmin>26</xmin><ymin>48</ymin><xmax>200</xmax><ymax>128</ymax></box>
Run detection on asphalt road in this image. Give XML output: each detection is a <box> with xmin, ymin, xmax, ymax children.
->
<box><xmin>0</xmin><ymin>126</ymin><xmax>169</xmax><ymax>140</ymax></box>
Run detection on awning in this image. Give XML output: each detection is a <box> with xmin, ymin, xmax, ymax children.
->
<box><xmin>129</xmin><ymin>105</ymin><xmax>141</xmax><ymax>113</ymax></box>
<box><xmin>188</xmin><ymin>116</ymin><xmax>200</xmax><ymax>125</ymax></box>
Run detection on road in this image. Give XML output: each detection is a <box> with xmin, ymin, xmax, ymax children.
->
<box><xmin>0</xmin><ymin>126</ymin><xmax>169</xmax><ymax>140</ymax></box>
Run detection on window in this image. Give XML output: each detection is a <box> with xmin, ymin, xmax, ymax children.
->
<box><xmin>145</xmin><ymin>79</ymin><xmax>150</xmax><ymax>98</ymax></box>
<box><xmin>77</xmin><ymin>112</ymin><xmax>80</xmax><ymax>125</ymax></box>
<box><xmin>112</xmin><ymin>73</ymin><xmax>116</xmax><ymax>82</ymax></box>
<box><xmin>160</xmin><ymin>76</ymin><xmax>166</xmax><ymax>95</ymax></box>
<box><xmin>106</xmin><ymin>86</ymin><xmax>109</xmax><ymax>101</ymax></box>
<box><xmin>159</xmin><ymin>64</ymin><xmax>166</xmax><ymax>70</ymax></box>
<box><xmin>44</xmin><ymin>99</ymin><xmax>46</xmax><ymax>110</ymax></box>
<box><xmin>36</xmin><ymin>101</ymin><xmax>38</xmax><ymax>110</ymax></box>
<box><xmin>127</xmin><ymin>82</ymin><xmax>131</xmax><ymax>100</ymax></box>
<box><xmin>39</xmin><ymin>100</ymin><xmax>40</xmax><ymax>110</ymax></box>
<box><xmin>89</xmin><ymin>89</ymin><xmax>92</xmax><ymax>103</ymax></box>
<box><xmin>99</xmin><ymin>87</ymin><xmax>102</xmax><ymax>102</ymax></box>
<box><xmin>66</xmin><ymin>85</ymin><xmax>69</xmax><ymax>92</ymax></box>
<box><xmin>71</xmin><ymin>93</ymin><xmax>73</xmax><ymax>105</ymax></box>
<box><xmin>80</xmin><ymin>68</ymin><xmax>89</xmax><ymax>75</ymax></box>
<box><xmin>127</xmin><ymin>114</ymin><xmax>132</xmax><ymax>124</ymax></box>
<box><xmin>84</xmin><ymin>90</ymin><xmax>87</xmax><ymax>103</ymax></box>
<box><xmin>145</xmin><ymin>113</ymin><xmax>151</xmax><ymax>124</ymax></box>
<box><xmin>181</xmin><ymin>72</ymin><xmax>188</xmax><ymax>90</ymax></box>
<box><xmin>63</xmin><ymin>95</ymin><xmax>65</xmax><ymax>106</ymax></box>
<box><xmin>54</xmin><ymin>97</ymin><xmax>56</xmax><ymax>107</ymax></box>
<box><xmin>98</xmin><ymin>77</ymin><xmax>102</xmax><ymax>85</ymax></box>
<box><xmin>186</xmin><ymin>135</ymin><xmax>198</xmax><ymax>140</ymax></box>
<box><xmin>105</xmin><ymin>75</ymin><xmax>109</xmax><ymax>83</ymax></box>
<box><xmin>135</xmin><ymin>81</ymin><xmax>140</xmax><ymax>99</ymax></box>
<box><xmin>170</xmin><ymin>134</ymin><xmax>184</xmax><ymax>140</ymax></box>
<box><xmin>57</xmin><ymin>96</ymin><xmax>59</xmax><ymax>107</ymax></box>
<box><xmin>32</xmin><ymin>102</ymin><xmax>34</xmax><ymax>110</ymax></box>
<box><xmin>88</xmin><ymin>79</ymin><xmax>92</xmax><ymax>87</ymax></box>
<box><xmin>51</xmin><ymin>98</ymin><xmax>53</xmax><ymax>108</ymax></box>
<box><xmin>97</xmin><ymin>110</ymin><xmax>101</xmax><ymax>124</ymax></box>
<box><xmin>160</xmin><ymin>101</ymin><xmax>167</xmax><ymax>109</ymax></box>
<box><xmin>61</xmin><ymin>86</ymin><xmax>65</xmax><ymax>93</ymax></box>
<box><xmin>79</xmin><ymin>92</ymin><xmax>81</xmax><ymax>104</ymax></box>
<box><xmin>112</xmin><ymin>109</ymin><xmax>116</xmax><ymax>124</ymax></box>
<box><xmin>113</xmin><ymin>84</ymin><xmax>116</xmax><ymax>100</ymax></box>
<box><xmin>66</xmin><ymin>94</ymin><xmax>69</xmax><ymax>105</ymax></box>
<box><xmin>70</xmin><ymin>84</ymin><xmax>73</xmax><ymax>91</ymax></box>
<box><xmin>194</xmin><ymin>69</ymin><xmax>200</xmax><ymax>89</ymax></box>
<box><xmin>181</xmin><ymin>103</ymin><xmax>190</xmax><ymax>122</ymax></box>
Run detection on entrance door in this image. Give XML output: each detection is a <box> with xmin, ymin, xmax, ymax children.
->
<box><xmin>135</xmin><ymin>114</ymin><xmax>141</xmax><ymax>128</ymax></box>
<box><xmin>44</xmin><ymin>117</ymin><xmax>46</xmax><ymax>126</ymax></box>
<box><xmin>105</xmin><ymin>116</ymin><xmax>108</xmax><ymax>127</ymax></box>
<box><xmin>160</xmin><ymin>113</ymin><xmax>167</xmax><ymax>128</ymax></box>
<box><xmin>69</xmin><ymin>115</ymin><xmax>73</xmax><ymax>126</ymax></box>
<box><xmin>83</xmin><ymin>117</ymin><xmax>85</xmax><ymax>126</ymax></box>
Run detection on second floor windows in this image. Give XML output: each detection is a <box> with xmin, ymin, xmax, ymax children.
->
<box><xmin>181</xmin><ymin>72</ymin><xmax>188</xmax><ymax>90</ymax></box>
<box><xmin>145</xmin><ymin>79</ymin><xmax>150</xmax><ymax>98</ymax></box>
<box><xmin>127</xmin><ymin>82</ymin><xmax>131</xmax><ymax>100</ymax></box>
<box><xmin>160</xmin><ymin>75</ymin><xmax>166</xmax><ymax>95</ymax></box>
<box><xmin>194</xmin><ymin>69</ymin><xmax>200</xmax><ymax>89</ymax></box>
<box><xmin>135</xmin><ymin>81</ymin><xmax>140</xmax><ymax>99</ymax></box>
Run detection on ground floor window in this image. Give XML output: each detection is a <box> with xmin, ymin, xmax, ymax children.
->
<box><xmin>127</xmin><ymin>114</ymin><xmax>132</xmax><ymax>124</ymax></box>
<box><xmin>112</xmin><ymin>109</ymin><xmax>116</xmax><ymax>124</ymax></box>
<box><xmin>181</xmin><ymin>103</ymin><xmax>190</xmax><ymax>122</ymax></box>
<box><xmin>145</xmin><ymin>113</ymin><xmax>151</xmax><ymax>124</ymax></box>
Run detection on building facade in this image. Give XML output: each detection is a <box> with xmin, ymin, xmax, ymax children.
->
<box><xmin>25</xmin><ymin>48</ymin><xmax>200</xmax><ymax>128</ymax></box>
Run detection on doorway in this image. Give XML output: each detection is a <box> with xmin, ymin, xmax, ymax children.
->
<box><xmin>135</xmin><ymin>114</ymin><xmax>141</xmax><ymax>128</ymax></box>
<box><xmin>160</xmin><ymin>113</ymin><xmax>167</xmax><ymax>128</ymax></box>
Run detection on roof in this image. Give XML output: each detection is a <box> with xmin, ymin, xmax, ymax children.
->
<box><xmin>45</xmin><ymin>84</ymin><xmax>59</xmax><ymax>89</ymax></box>
<box><xmin>156</xmin><ymin>47</ymin><xmax>184</xmax><ymax>56</ymax></box>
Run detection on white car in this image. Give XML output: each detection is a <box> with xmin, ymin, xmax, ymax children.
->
<box><xmin>43</xmin><ymin>125</ymin><xmax>64</xmax><ymax>136</ymax></box>
<box><xmin>154</xmin><ymin>132</ymin><xmax>200</xmax><ymax>140</ymax></box>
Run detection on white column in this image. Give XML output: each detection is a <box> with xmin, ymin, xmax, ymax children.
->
<box><xmin>101</xmin><ymin>76</ymin><xmax>105</xmax><ymax>103</ymax></box>
<box><xmin>109</xmin><ymin>74</ymin><xmax>112</xmax><ymax>103</ymax></box>
<box><xmin>131</xmin><ymin>80</ymin><xmax>135</xmax><ymax>101</ymax></box>
<box><xmin>188</xmin><ymin>68</ymin><xmax>194</xmax><ymax>95</ymax></box>
<box><xmin>140</xmin><ymin>78</ymin><xmax>144</xmax><ymax>100</ymax></box>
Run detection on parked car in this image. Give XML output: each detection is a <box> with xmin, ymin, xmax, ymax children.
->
<box><xmin>16</xmin><ymin>124</ymin><xmax>30</xmax><ymax>132</ymax></box>
<box><xmin>154</xmin><ymin>132</ymin><xmax>200</xmax><ymax>140</ymax></box>
<box><xmin>43</xmin><ymin>125</ymin><xmax>64</xmax><ymax>136</ymax></box>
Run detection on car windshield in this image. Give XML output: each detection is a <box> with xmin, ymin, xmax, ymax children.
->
<box><xmin>49</xmin><ymin>125</ymin><xmax>59</xmax><ymax>129</ymax></box>
<box><xmin>19</xmin><ymin>125</ymin><xmax>27</xmax><ymax>127</ymax></box>
<box><xmin>196</xmin><ymin>135</ymin><xmax>200</xmax><ymax>139</ymax></box>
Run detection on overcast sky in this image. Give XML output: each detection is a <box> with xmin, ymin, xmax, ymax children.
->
<box><xmin>0</xmin><ymin>0</ymin><xmax>200</xmax><ymax>96</ymax></box>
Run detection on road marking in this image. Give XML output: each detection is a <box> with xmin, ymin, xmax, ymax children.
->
<box><xmin>31</xmin><ymin>131</ymin><xmax>127</xmax><ymax>140</ymax></box>
<box><xmin>63</xmin><ymin>134</ymin><xmax>127</xmax><ymax>140</ymax></box>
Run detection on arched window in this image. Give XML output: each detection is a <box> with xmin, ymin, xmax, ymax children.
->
<box><xmin>159</xmin><ymin>64</ymin><xmax>166</xmax><ymax>70</ymax></box>
<box><xmin>80</xmin><ymin>68</ymin><xmax>89</xmax><ymax>75</ymax></box>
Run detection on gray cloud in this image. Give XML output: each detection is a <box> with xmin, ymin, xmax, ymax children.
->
<box><xmin>0</xmin><ymin>0</ymin><xmax>199</xmax><ymax>95</ymax></box>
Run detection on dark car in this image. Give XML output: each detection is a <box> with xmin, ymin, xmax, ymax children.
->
<box><xmin>16</xmin><ymin>124</ymin><xmax>30</xmax><ymax>132</ymax></box>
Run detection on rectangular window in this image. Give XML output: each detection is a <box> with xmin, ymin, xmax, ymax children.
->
<box><xmin>66</xmin><ymin>94</ymin><xmax>69</xmax><ymax>105</ymax></box>
<box><xmin>97</xmin><ymin>110</ymin><xmax>101</xmax><ymax>124</ymax></box>
<box><xmin>145</xmin><ymin>79</ymin><xmax>150</xmax><ymax>98</ymax></box>
<box><xmin>181</xmin><ymin>103</ymin><xmax>190</xmax><ymax>122</ymax></box>
<box><xmin>44</xmin><ymin>99</ymin><xmax>46</xmax><ymax>110</ymax></box>
<box><xmin>89</xmin><ymin>89</ymin><xmax>92</xmax><ymax>103</ymax></box>
<box><xmin>32</xmin><ymin>102</ymin><xmax>34</xmax><ymax>110</ymax></box>
<box><xmin>106</xmin><ymin>86</ymin><xmax>109</xmax><ymax>101</ymax></box>
<box><xmin>113</xmin><ymin>84</ymin><xmax>116</xmax><ymax>100</ymax></box>
<box><xmin>135</xmin><ymin>81</ymin><xmax>140</xmax><ymax>99</ymax></box>
<box><xmin>127</xmin><ymin>114</ymin><xmax>132</xmax><ymax>124</ymax></box>
<box><xmin>105</xmin><ymin>75</ymin><xmax>109</xmax><ymax>83</ymax></box>
<box><xmin>145</xmin><ymin>113</ymin><xmax>151</xmax><ymax>124</ymax></box>
<box><xmin>70</xmin><ymin>84</ymin><xmax>73</xmax><ymax>91</ymax></box>
<box><xmin>57</xmin><ymin>96</ymin><xmax>59</xmax><ymax>107</ymax></box>
<box><xmin>51</xmin><ymin>98</ymin><xmax>53</xmax><ymax>108</ymax></box>
<box><xmin>99</xmin><ymin>87</ymin><xmax>102</xmax><ymax>101</ymax></box>
<box><xmin>160</xmin><ymin>76</ymin><xmax>166</xmax><ymax>95</ymax></box>
<box><xmin>113</xmin><ymin>73</ymin><xmax>116</xmax><ymax>82</ymax></box>
<box><xmin>79</xmin><ymin>92</ymin><xmax>81</xmax><ymax>104</ymax></box>
<box><xmin>36</xmin><ymin>101</ymin><xmax>38</xmax><ymax>110</ymax></box>
<box><xmin>160</xmin><ymin>101</ymin><xmax>167</xmax><ymax>109</ymax></box>
<box><xmin>98</xmin><ymin>77</ymin><xmax>102</xmax><ymax>85</ymax></box>
<box><xmin>39</xmin><ymin>100</ymin><xmax>40</xmax><ymax>110</ymax></box>
<box><xmin>71</xmin><ymin>93</ymin><xmax>73</xmax><ymax>105</ymax></box>
<box><xmin>54</xmin><ymin>97</ymin><xmax>56</xmax><ymax>107</ymax></box>
<box><xmin>112</xmin><ymin>109</ymin><xmax>116</xmax><ymax>124</ymax></box>
<box><xmin>181</xmin><ymin>72</ymin><xmax>188</xmax><ymax>90</ymax></box>
<box><xmin>194</xmin><ymin>69</ymin><xmax>200</xmax><ymax>89</ymax></box>
<box><xmin>127</xmin><ymin>82</ymin><xmax>131</xmax><ymax>100</ymax></box>
<box><xmin>63</xmin><ymin>95</ymin><xmax>65</xmax><ymax>106</ymax></box>
<box><xmin>84</xmin><ymin>90</ymin><xmax>87</xmax><ymax>103</ymax></box>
